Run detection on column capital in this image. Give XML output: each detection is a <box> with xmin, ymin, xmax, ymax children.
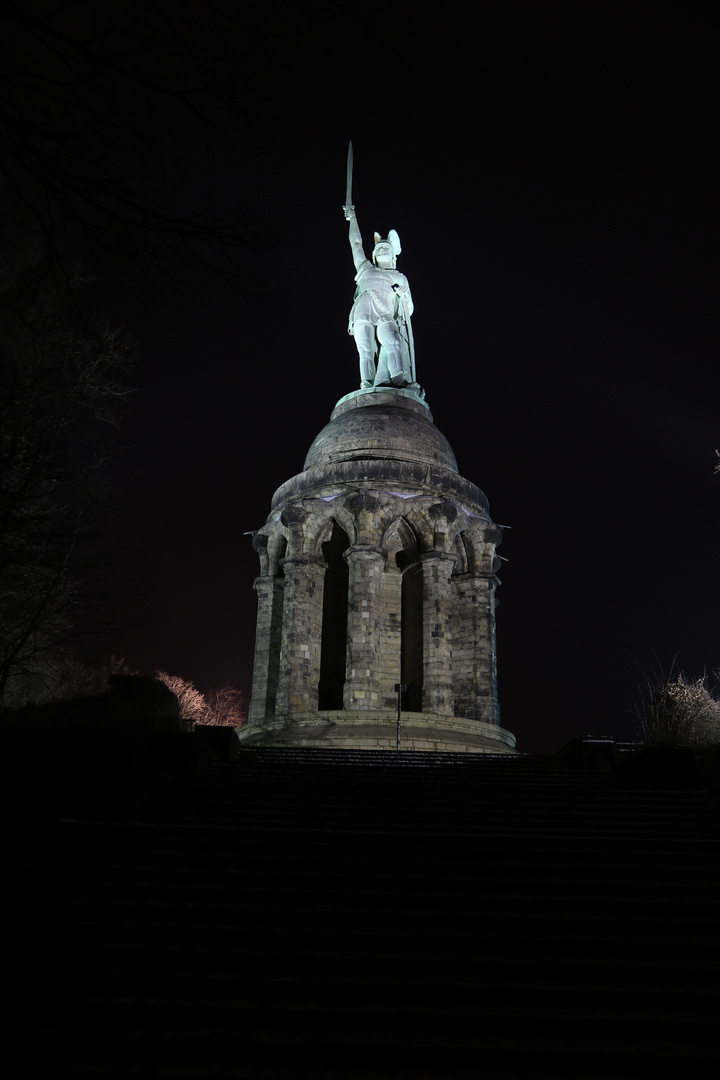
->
<box><xmin>279</xmin><ymin>555</ymin><xmax>327</xmax><ymax>571</ymax></box>
<box><xmin>419</xmin><ymin>549</ymin><xmax>457</xmax><ymax>566</ymax></box>
<box><xmin>428</xmin><ymin>499</ymin><xmax>458</xmax><ymax>522</ymax></box>
<box><xmin>345</xmin><ymin>490</ymin><xmax>380</xmax><ymax>515</ymax></box>
<box><xmin>453</xmin><ymin>569</ymin><xmax>501</xmax><ymax>586</ymax></box>
<box><xmin>343</xmin><ymin>544</ymin><xmax>387</xmax><ymax>565</ymax></box>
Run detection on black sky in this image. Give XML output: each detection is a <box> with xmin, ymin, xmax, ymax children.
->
<box><xmin>92</xmin><ymin>4</ymin><xmax>718</xmax><ymax>753</ymax></box>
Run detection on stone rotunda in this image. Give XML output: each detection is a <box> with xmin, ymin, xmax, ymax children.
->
<box><xmin>240</xmin><ymin>386</ymin><xmax>516</xmax><ymax>753</ymax></box>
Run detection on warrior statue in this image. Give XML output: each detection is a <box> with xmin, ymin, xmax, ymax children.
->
<box><xmin>343</xmin><ymin>145</ymin><xmax>416</xmax><ymax>390</ymax></box>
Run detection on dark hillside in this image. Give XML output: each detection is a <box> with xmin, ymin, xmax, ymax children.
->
<box><xmin>6</xmin><ymin>742</ymin><xmax>720</xmax><ymax>1077</ymax></box>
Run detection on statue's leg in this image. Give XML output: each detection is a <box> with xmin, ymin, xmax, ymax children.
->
<box><xmin>375</xmin><ymin>347</ymin><xmax>391</xmax><ymax>386</ymax></box>
<box><xmin>353</xmin><ymin>322</ymin><xmax>376</xmax><ymax>388</ymax></box>
<box><xmin>376</xmin><ymin>321</ymin><xmax>405</xmax><ymax>386</ymax></box>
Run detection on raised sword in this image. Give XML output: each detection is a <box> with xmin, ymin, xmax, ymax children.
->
<box><xmin>344</xmin><ymin>140</ymin><xmax>354</xmax><ymax>219</ymax></box>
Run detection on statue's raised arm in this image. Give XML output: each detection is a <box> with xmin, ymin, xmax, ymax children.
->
<box><xmin>344</xmin><ymin>204</ymin><xmax>367</xmax><ymax>271</ymax></box>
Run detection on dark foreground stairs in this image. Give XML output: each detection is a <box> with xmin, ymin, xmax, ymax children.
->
<box><xmin>6</xmin><ymin>744</ymin><xmax>720</xmax><ymax>1078</ymax></box>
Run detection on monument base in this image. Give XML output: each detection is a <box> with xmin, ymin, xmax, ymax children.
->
<box><xmin>237</xmin><ymin>711</ymin><xmax>516</xmax><ymax>754</ymax></box>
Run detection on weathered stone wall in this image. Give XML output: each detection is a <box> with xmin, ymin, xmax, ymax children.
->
<box><xmin>237</xmin><ymin>711</ymin><xmax>516</xmax><ymax>753</ymax></box>
<box><xmin>377</xmin><ymin>560</ymin><xmax>403</xmax><ymax>709</ymax></box>
<box><xmin>247</xmin><ymin>388</ymin><xmax>514</xmax><ymax>753</ymax></box>
<box><xmin>451</xmin><ymin>572</ymin><xmax>500</xmax><ymax>725</ymax></box>
<box><xmin>248</xmin><ymin>567</ymin><xmax>284</xmax><ymax>723</ymax></box>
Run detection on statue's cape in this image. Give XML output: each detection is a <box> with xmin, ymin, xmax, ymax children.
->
<box><xmin>390</xmin><ymin>296</ymin><xmax>414</xmax><ymax>383</ymax></box>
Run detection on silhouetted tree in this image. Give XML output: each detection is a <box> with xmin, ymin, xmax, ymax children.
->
<box><xmin>0</xmin><ymin>2</ymin><xmax>364</xmax><ymax>700</ymax></box>
<box><xmin>0</xmin><ymin>266</ymin><xmax>132</xmax><ymax>702</ymax></box>
<box><xmin>0</xmin><ymin>0</ymin><xmax>335</xmax><ymax>294</ymax></box>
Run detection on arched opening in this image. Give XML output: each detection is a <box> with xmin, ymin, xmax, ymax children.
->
<box><xmin>453</xmin><ymin>531</ymin><xmax>470</xmax><ymax>574</ymax></box>
<box><xmin>390</xmin><ymin>519</ymin><xmax>422</xmax><ymax>713</ymax></box>
<box><xmin>318</xmin><ymin>522</ymin><xmax>349</xmax><ymax>710</ymax></box>
<box><xmin>398</xmin><ymin>553</ymin><xmax>423</xmax><ymax>712</ymax></box>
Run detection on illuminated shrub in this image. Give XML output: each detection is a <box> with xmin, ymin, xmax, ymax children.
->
<box><xmin>637</xmin><ymin>671</ymin><xmax>720</xmax><ymax>746</ymax></box>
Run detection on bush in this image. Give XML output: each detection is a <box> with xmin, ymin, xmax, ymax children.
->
<box><xmin>636</xmin><ymin>670</ymin><xmax>720</xmax><ymax>747</ymax></box>
<box><xmin>154</xmin><ymin>672</ymin><xmax>246</xmax><ymax>728</ymax></box>
<box><xmin>204</xmin><ymin>684</ymin><xmax>245</xmax><ymax>728</ymax></box>
<box><xmin>154</xmin><ymin>670</ymin><xmax>207</xmax><ymax>727</ymax></box>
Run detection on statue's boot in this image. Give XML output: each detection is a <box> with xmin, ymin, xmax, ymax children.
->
<box><xmin>358</xmin><ymin>350</ymin><xmax>376</xmax><ymax>388</ymax></box>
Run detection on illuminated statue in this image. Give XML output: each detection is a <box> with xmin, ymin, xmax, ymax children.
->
<box><xmin>343</xmin><ymin>204</ymin><xmax>415</xmax><ymax>390</ymax></box>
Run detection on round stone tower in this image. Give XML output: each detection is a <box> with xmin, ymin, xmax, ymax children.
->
<box><xmin>240</xmin><ymin>386</ymin><xmax>515</xmax><ymax>752</ymax></box>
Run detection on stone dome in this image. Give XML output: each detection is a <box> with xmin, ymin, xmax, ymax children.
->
<box><xmin>270</xmin><ymin>387</ymin><xmax>489</xmax><ymax>513</ymax></box>
<box><xmin>304</xmin><ymin>389</ymin><xmax>458</xmax><ymax>472</ymax></box>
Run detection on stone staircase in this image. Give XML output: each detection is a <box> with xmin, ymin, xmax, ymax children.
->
<box><xmin>7</xmin><ymin>744</ymin><xmax>720</xmax><ymax>1077</ymax></box>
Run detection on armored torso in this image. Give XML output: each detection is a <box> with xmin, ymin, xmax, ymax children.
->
<box><xmin>349</xmin><ymin>260</ymin><xmax>412</xmax><ymax>329</ymax></box>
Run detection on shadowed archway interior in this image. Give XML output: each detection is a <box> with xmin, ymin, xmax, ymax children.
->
<box><xmin>318</xmin><ymin>522</ymin><xmax>349</xmax><ymax>710</ymax></box>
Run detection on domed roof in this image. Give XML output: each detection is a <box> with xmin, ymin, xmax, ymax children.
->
<box><xmin>270</xmin><ymin>387</ymin><xmax>489</xmax><ymax>514</ymax></box>
<box><xmin>304</xmin><ymin>389</ymin><xmax>458</xmax><ymax>472</ymax></box>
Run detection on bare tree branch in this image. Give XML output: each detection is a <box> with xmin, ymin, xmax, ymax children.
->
<box><xmin>0</xmin><ymin>265</ymin><xmax>134</xmax><ymax>702</ymax></box>
<box><xmin>0</xmin><ymin>0</ymin><xmax>300</xmax><ymax>293</ymax></box>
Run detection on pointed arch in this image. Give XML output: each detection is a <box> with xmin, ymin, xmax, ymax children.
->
<box><xmin>318</xmin><ymin>519</ymin><xmax>350</xmax><ymax>710</ymax></box>
<box><xmin>452</xmin><ymin>531</ymin><xmax>470</xmax><ymax>575</ymax></box>
<box><xmin>309</xmin><ymin>503</ymin><xmax>357</xmax><ymax>556</ymax></box>
<box><xmin>382</xmin><ymin>515</ymin><xmax>420</xmax><ymax>568</ymax></box>
<box><xmin>380</xmin><ymin>516</ymin><xmax>423</xmax><ymax>710</ymax></box>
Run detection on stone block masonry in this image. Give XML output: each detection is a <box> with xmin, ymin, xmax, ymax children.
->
<box><xmin>244</xmin><ymin>388</ymin><xmax>515</xmax><ymax>754</ymax></box>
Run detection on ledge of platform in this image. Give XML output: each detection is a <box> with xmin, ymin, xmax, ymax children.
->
<box><xmin>237</xmin><ymin>711</ymin><xmax>516</xmax><ymax>754</ymax></box>
<box><xmin>333</xmin><ymin>386</ymin><xmax>430</xmax><ymax>417</ymax></box>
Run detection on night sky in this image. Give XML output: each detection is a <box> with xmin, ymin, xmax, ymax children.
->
<box><xmin>89</xmin><ymin>5</ymin><xmax>718</xmax><ymax>754</ymax></box>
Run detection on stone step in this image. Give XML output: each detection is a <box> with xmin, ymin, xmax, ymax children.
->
<box><xmin>13</xmin><ymin>1005</ymin><xmax>720</xmax><ymax>1078</ymax></box>
<box><xmin>8</xmin><ymin>745</ymin><xmax>720</xmax><ymax>1078</ymax></box>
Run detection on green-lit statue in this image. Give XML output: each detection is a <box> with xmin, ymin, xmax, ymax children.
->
<box><xmin>343</xmin><ymin>144</ymin><xmax>416</xmax><ymax>391</ymax></box>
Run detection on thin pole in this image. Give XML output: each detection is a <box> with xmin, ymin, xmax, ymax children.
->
<box><xmin>394</xmin><ymin>683</ymin><xmax>407</xmax><ymax>751</ymax></box>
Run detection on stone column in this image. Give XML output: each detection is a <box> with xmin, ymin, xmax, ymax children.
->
<box><xmin>275</xmin><ymin>556</ymin><xmax>327</xmax><ymax>715</ymax></box>
<box><xmin>451</xmin><ymin>571</ymin><xmax>500</xmax><ymax>724</ymax></box>
<box><xmin>343</xmin><ymin>545</ymin><xmax>387</xmax><ymax>710</ymax></box>
<box><xmin>249</xmin><ymin>574</ymin><xmax>285</xmax><ymax>722</ymax></box>
<box><xmin>420</xmin><ymin>550</ymin><xmax>456</xmax><ymax>716</ymax></box>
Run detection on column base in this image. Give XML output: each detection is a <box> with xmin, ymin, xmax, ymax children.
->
<box><xmin>236</xmin><ymin>710</ymin><xmax>516</xmax><ymax>754</ymax></box>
